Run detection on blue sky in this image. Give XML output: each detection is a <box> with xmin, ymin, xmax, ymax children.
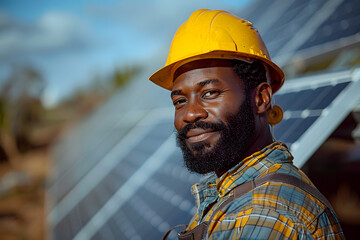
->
<box><xmin>0</xmin><ymin>0</ymin><xmax>253</xmax><ymax>107</ymax></box>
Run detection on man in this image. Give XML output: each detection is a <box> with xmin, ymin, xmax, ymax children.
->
<box><xmin>150</xmin><ymin>9</ymin><xmax>344</xmax><ymax>239</ymax></box>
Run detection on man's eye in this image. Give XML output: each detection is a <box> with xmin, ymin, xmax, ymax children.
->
<box><xmin>173</xmin><ymin>98</ymin><xmax>186</xmax><ymax>106</ymax></box>
<box><xmin>203</xmin><ymin>90</ymin><xmax>220</xmax><ymax>98</ymax></box>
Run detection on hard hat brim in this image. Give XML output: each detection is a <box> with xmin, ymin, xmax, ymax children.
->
<box><xmin>149</xmin><ymin>50</ymin><xmax>284</xmax><ymax>93</ymax></box>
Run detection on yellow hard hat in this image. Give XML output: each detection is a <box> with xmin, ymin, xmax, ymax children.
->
<box><xmin>149</xmin><ymin>9</ymin><xmax>284</xmax><ymax>93</ymax></box>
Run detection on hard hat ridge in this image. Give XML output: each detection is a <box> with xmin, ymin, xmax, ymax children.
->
<box><xmin>149</xmin><ymin>9</ymin><xmax>284</xmax><ymax>93</ymax></box>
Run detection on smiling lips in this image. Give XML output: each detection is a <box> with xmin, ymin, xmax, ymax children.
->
<box><xmin>186</xmin><ymin>128</ymin><xmax>218</xmax><ymax>143</ymax></box>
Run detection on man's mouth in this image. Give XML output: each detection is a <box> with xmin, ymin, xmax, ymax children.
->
<box><xmin>186</xmin><ymin>129</ymin><xmax>218</xmax><ymax>143</ymax></box>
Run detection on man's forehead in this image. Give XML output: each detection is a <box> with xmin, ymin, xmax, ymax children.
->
<box><xmin>171</xmin><ymin>78</ymin><xmax>222</xmax><ymax>97</ymax></box>
<box><xmin>171</xmin><ymin>66</ymin><xmax>247</xmax><ymax>100</ymax></box>
<box><xmin>171</xmin><ymin>78</ymin><xmax>221</xmax><ymax>96</ymax></box>
<box><xmin>173</xmin><ymin>59</ymin><xmax>234</xmax><ymax>81</ymax></box>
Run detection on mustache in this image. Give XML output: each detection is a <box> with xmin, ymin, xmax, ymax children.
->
<box><xmin>177</xmin><ymin>121</ymin><xmax>226</xmax><ymax>140</ymax></box>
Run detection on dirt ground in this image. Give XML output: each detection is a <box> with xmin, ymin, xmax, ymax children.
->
<box><xmin>0</xmin><ymin>149</ymin><xmax>50</xmax><ymax>240</ymax></box>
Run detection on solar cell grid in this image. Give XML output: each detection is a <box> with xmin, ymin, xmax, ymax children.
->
<box><xmin>309</xmin><ymin>82</ymin><xmax>350</xmax><ymax>109</ymax></box>
<box><xmin>151</xmin><ymin>176</ymin><xmax>188</xmax><ymax>198</ymax></box>
<box><xmin>272</xmin><ymin>79</ymin><xmax>352</xmax><ymax>148</ymax></box>
<box><xmin>161</xmin><ymin>163</ymin><xmax>201</xmax><ymax>185</ymax></box>
<box><xmin>272</xmin><ymin>94</ymin><xmax>293</xmax><ymax>111</ymax></box>
<box><xmin>50</xmin><ymin>125</ymin><xmax>132</xmax><ymax>205</ymax></box>
<box><xmin>298</xmin><ymin>0</ymin><xmax>360</xmax><ymax>50</ymax></box>
<box><xmin>53</xmin><ymin>209</ymin><xmax>77</xmax><ymax>240</ymax></box>
<box><xmin>54</xmin><ymin>130</ymin><xmax>170</xmax><ymax>239</ymax></box>
<box><xmin>274</xmin><ymin>1</ymin><xmax>308</xmax><ymax>23</ymax></box>
<box><xmin>92</xmin><ymin>225</ymin><xmax>116</xmax><ymax>240</ymax></box>
<box><xmin>122</xmin><ymin>149</ymin><xmax>149</xmax><ymax>166</ymax></box>
<box><xmin>78</xmin><ymin>194</ymin><xmax>102</xmax><ymax>226</ymax></box>
<box><xmin>281</xmin><ymin>81</ymin><xmax>348</xmax><ymax>109</ymax></box>
<box><xmin>274</xmin><ymin>119</ymin><xmax>293</xmax><ymax>139</ymax></box>
<box><xmin>101</xmin><ymin>168</ymin><xmax>127</xmax><ymax>193</ymax></box>
<box><xmin>309</xmin><ymin>82</ymin><xmax>349</xmax><ymax>109</ymax></box>
<box><xmin>93</xmin><ymin>184</ymin><xmax>111</xmax><ymax>211</ymax></box>
<box><xmin>285</xmin><ymin>116</ymin><xmax>319</xmax><ymax>143</ymax></box>
<box><xmin>239</xmin><ymin>0</ymin><xmax>271</xmax><ymax>22</ymax></box>
<box><xmin>56</xmin><ymin>160</ymin><xmax>138</xmax><ymax>232</ymax></box>
<box><xmin>55</xmin><ymin>204</ymin><xmax>89</xmax><ymax>239</ymax></box>
<box><xmin>130</xmin><ymin>195</ymin><xmax>169</xmax><ymax>239</ymax></box>
<box><xmin>113</xmin><ymin>160</ymin><xmax>137</xmax><ymax>179</ymax></box>
<box><xmin>157</xmin><ymin>151</ymin><xmax>201</xmax><ymax>186</ymax></box>
<box><xmin>285</xmin><ymin>89</ymin><xmax>317</xmax><ymax>111</ymax></box>
<box><xmin>108</xmin><ymin>211</ymin><xmax>138</xmax><ymax>240</ymax></box>
<box><xmin>121</xmin><ymin>201</ymin><xmax>154</xmax><ymax>239</ymax></box>
<box><xmin>90</xmin><ymin>149</ymin><xmax>196</xmax><ymax>240</ymax></box>
<box><xmin>139</xmin><ymin>185</ymin><xmax>192</xmax><ymax>226</ymax></box>
<box><xmin>136</xmin><ymin>135</ymin><xmax>166</xmax><ymax>153</ymax></box>
<box><xmin>147</xmin><ymin>177</ymin><xmax>194</xmax><ymax>213</ymax></box>
<box><xmin>264</xmin><ymin>1</ymin><xmax>309</xmax><ymax>34</ymax></box>
<box><xmin>262</xmin><ymin>0</ymin><xmax>324</xmax><ymax>54</ymax></box>
<box><xmin>114</xmin><ymin>185</ymin><xmax>189</xmax><ymax>239</ymax></box>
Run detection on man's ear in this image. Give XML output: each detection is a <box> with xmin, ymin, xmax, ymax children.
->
<box><xmin>254</xmin><ymin>82</ymin><xmax>272</xmax><ymax>114</ymax></box>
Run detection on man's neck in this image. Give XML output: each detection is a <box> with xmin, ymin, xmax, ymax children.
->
<box><xmin>215</xmin><ymin>127</ymin><xmax>273</xmax><ymax>177</ymax></box>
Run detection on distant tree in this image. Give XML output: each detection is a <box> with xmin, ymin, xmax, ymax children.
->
<box><xmin>112</xmin><ymin>66</ymin><xmax>141</xmax><ymax>89</ymax></box>
<box><xmin>0</xmin><ymin>97</ymin><xmax>9</xmax><ymax>161</ymax></box>
<box><xmin>57</xmin><ymin>65</ymin><xmax>142</xmax><ymax>117</ymax></box>
<box><xmin>0</xmin><ymin>65</ymin><xmax>46</xmax><ymax>163</ymax></box>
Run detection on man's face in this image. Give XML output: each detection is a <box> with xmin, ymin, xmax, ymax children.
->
<box><xmin>171</xmin><ymin>61</ymin><xmax>255</xmax><ymax>174</ymax></box>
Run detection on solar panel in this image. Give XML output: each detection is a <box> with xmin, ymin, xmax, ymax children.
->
<box><xmin>50</xmin><ymin>113</ymin><xmax>178</xmax><ymax>238</ymax></box>
<box><xmin>240</xmin><ymin>0</ymin><xmax>330</xmax><ymax>58</ymax></box>
<box><xmin>261</xmin><ymin>0</ymin><xmax>324</xmax><ymax>55</ymax></box>
<box><xmin>49</xmin><ymin>110</ymin><xmax>150</xmax><ymax>205</ymax></box>
<box><xmin>273</xmin><ymin>79</ymin><xmax>351</xmax><ymax>147</ymax></box>
<box><xmin>298</xmin><ymin>0</ymin><xmax>360</xmax><ymax>51</ymax></box>
<box><xmin>239</xmin><ymin>0</ymin><xmax>359</xmax><ymax>65</ymax></box>
<box><xmin>48</xmin><ymin>67</ymin><xmax>360</xmax><ymax>239</ymax></box>
<box><xmin>47</xmin><ymin>1</ymin><xmax>360</xmax><ymax>237</ymax></box>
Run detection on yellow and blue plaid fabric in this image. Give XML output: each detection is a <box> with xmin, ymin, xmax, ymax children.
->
<box><xmin>188</xmin><ymin>142</ymin><xmax>344</xmax><ymax>239</ymax></box>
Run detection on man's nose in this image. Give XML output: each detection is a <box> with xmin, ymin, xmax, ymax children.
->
<box><xmin>183</xmin><ymin>101</ymin><xmax>208</xmax><ymax>123</ymax></box>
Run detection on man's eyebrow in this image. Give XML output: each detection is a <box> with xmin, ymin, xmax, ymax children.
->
<box><xmin>197</xmin><ymin>78</ymin><xmax>220</xmax><ymax>87</ymax></box>
<box><xmin>171</xmin><ymin>79</ymin><xmax>220</xmax><ymax>97</ymax></box>
<box><xmin>171</xmin><ymin>90</ymin><xmax>182</xmax><ymax>98</ymax></box>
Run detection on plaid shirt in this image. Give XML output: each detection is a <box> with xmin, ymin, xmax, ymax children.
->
<box><xmin>187</xmin><ymin>142</ymin><xmax>344</xmax><ymax>239</ymax></box>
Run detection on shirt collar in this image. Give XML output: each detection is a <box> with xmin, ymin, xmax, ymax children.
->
<box><xmin>191</xmin><ymin>142</ymin><xmax>293</xmax><ymax>203</ymax></box>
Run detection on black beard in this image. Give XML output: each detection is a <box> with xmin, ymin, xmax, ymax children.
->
<box><xmin>176</xmin><ymin>95</ymin><xmax>255</xmax><ymax>174</ymax></box>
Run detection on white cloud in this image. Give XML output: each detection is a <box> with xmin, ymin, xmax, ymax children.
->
<box><xmin>0</xmin><ymin>11</ymin><xmax>91</xmax><ymax>60</ymax></box>
<box><xmin>0</xmin><ymin>0</ymin><xmax>252</xmax><ymax>106</ymax></box>
<box><xmin>85</xmin><ymin>0</ymin><xmax>247</xmax><ymax>38</ymax></box>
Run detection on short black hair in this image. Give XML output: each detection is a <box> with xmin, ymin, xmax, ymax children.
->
<box><xmin>232</xmin><ymin>60</ymin><xmax>267</xmax><ymax>91</ymax></box>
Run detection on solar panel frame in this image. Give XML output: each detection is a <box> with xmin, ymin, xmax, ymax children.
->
<box><xmin>286</xmin><ymin>68</ymin><xmax>360</xmax><ymax>167</ymax></box>
<box><xmin>49</xmin><ymin>108</ymin><xmax>174</xmax><ymax>227</ymax></box>
<box><xmin>72</xmin><ymin>133</ymin><xmax>179</xmax><ymax>239</ymax></box>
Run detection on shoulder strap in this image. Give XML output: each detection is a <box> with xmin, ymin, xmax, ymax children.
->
<box><xmin>161</xmin><ymin>225</ymin><xmax>187</xmax><ymax>240</ymax></box>
<box><xmin>174</xmin><ymin>172</ymin><xmax>333</xmax><ymax>240</ymax></box>
<box><xmin>250</xmin><ymin>172</ymin><xmax>334</xmax><ymax>211</ymax></box>
<box><xmin>177</xmin><ymin>222</ymin><xmax>209</xmax><ymax>240</ymax></box>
